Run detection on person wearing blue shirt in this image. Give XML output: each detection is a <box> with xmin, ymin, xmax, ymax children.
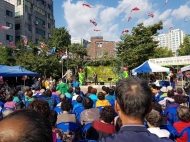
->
<box><xmin>99</xmin><ymin>77</ymin><xmax>173</xmax><ymax>142</ymax></box>
<box><xmin>89</xmin><ymin>88</ymin><xmax>98</xmax><ymax>101</ymax></box>
<box><xmin>65</xmin><ymin>87</ymin><xmax>73</xmax><ymax>99</ymax></box>
<box><xmin>73</xmin><ymin>96</ymin><xmax>83</xmax><ymax>112</ymax></box>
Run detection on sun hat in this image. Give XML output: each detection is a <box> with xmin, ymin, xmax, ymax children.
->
<box><xmin>160</xmin><ymin>86</ymin><xmax>167</xmax><ymax>93</ymax></box>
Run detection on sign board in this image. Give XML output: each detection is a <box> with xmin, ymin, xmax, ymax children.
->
<box><xmin>86</xmin><ymin>66</ymin><xmax>119</xmax><ymax>82</ymax></box>
<box><xmin>149</xmin><ymin>56</ymin><xmax>190</xmax><ymax>66</ymax></box>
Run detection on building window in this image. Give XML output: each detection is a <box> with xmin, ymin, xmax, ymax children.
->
<box><xmin>97</xmin><ymin>51</ymin><xmax>103</xmax><ymax>57</ymax></box>
<box><xmin>48</xmin><ymin>23</ymin><xmax>51</xmax><ymax>28</ymax></box>
<box><xmin>6</xmin><ymin>35</ymin><xmax>13</xmax><ymax>41</ymax></box>
<box><xmin>35</xmin><ymin>17</ymin><xmax>45</xmax><ymax>26</ymax></box>
<box><xmin>15</xmin><ymin>24</ymin><xmax>20</xmax><ymax>30</ymax></box>
<box><xmin>17</xmin><ymin>0</ymin><xmax>21</xmax><ymax>6</ymax></box>
<box><xmin>48</xmin><ymin>4</ymin><xmax>53</xmax><ymax>11</ymax></box>
<box><xmin>6</xmin><ymin>10</ymin><xmax>13</xmax><ymax>17</ymax></box>
<box><xmin>28</xmin><ymin>13</ymin><xmax>32</xmax><ymax>20</ymax></box>
<box><xmin>97</xmin><ymin>43</ymin><xmax>102</xmax><ymax>47</ymax></box>
<box><xmin>48</xmin><ymin>14</ymin><xmax>53</xmax><ymax>20</ymax></box>
<box><xmin>28</xmin><ymin>24</ymin><xmax>32</xmax><ymax>31</ymax></box>
<box><xmin>35</xmin><ymin>28</ymin><xmax>45</xmax><ymax>36</ymax></box>
<box><xmin>15</xmin><ymin>36</ymin><xmax>20</xmax><ymax>42</ymax></box>
<box><xmin>15</xmin><ymin>12</ymin><xmax>20</xmax><ymax>18</ymax></box>
<box><xmin>6</xmin><ymin>22</ymin><xmax>13</xmax><ymax>29</ymax></box>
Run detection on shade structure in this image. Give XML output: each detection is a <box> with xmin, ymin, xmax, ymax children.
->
<box><xmin>181</xmin><ymin>65</ymin><xmax>190</xmax><ymax>72</ymax></box>
<box><xmin>132</xmin><ymin>61</ymin><xmax>170</xmax><ymax>73</ymax></box>
<box><xmin>0</xmin><ymin>65</ymin><xmax>39</xmax><ymax>77</ymax></box>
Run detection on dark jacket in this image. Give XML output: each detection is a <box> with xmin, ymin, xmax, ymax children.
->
<box><xmin>98</xmin><ymin>125</ymin><xmax>174</xmax><ymax>142</ymax></box>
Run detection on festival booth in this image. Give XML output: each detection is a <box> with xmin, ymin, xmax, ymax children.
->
<box><xmin>0</xmin><ymin>65</ymin><xmax>39</xmax><ymax>77</ymax></box>
<box><xmin>132</xmin><ymin>61</ymin><xmax>170</xmax><ymax>73</ymax></box>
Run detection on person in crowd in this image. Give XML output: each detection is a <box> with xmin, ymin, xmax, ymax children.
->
<box><xmin>56</xmin><ymin>78</ymin><xmax>69</xmax><ymax>94</ymax></box>
<box><xmin>159</xmin><ymin>86</ymin><xmax>174</xmax><ymax>107</ymax></box>
<box><xmin>175</xmin><ymin>87</ymin><xmax>184</xmax><ymax>96</ymax></box>
<box><xmin>25</xmin><ymin>90</ymin><xmax>35</xmax><ymax>102</ymax></box>
<box><xmin>65</xmin><ymin>87</ymin><xmax>73</xmax><ymax>99</ymax></box>
<box><xmin>99</xmin><ymin>77</ymin><xmax>173</xmax><ymax>142</ymax></box>
<box><xmin>9</xmin><ymin>89</ymin><xmax>21</xmax><ymax>103</ymax></box>
<box><xmin>75</xmin><ymin>86</ymin><xmax>84</xmax><ymax>97</ymax></box>
<box><xmin>146</xmin><ymin>110</ymin><xmax>170</xmax><ymax>138</ymax></box>
<box><xmin>115</xmin><ymin>117</ymin><xmax>122</xmax><ymax>132</ymax></box>
<box><xmin>174</xmin><ymin>106</ymin><xmax>190</xmax><ymax>142</ymax></box>
<box><xmin>15</xmin><ymin>101</ymin><xmax>25</xmax><ymax>110</ymax></box>
<box><xmin>85</xmin><ymin>86</ymin><xmax>93</xmax><ymax>97</ymax></box>
<box><xmin>155</xmin><ymin>86</ymin><xmax>168</xmax><ymax>101</ymax></box>
<box><xmin>4</xmin><ymin>94</ymin><xmax>16</xmax><ymax>109</ymax></box>
<box><xmin>73</xmin><ymin>95</ymin><xmax>83</xmax><ymax>111</ymax></box>
<box><xmin>89</xmin><ymin>88</ymin><xmax>98</xmax><ymax>101</ymax></box>
<box><xmin>104</xmin><ymin>87</ymin><xmax>114</xmax><ymax>101</ymax></box>
<box><xmin>108</xmin><ymin>88</ymin><xmax>116</xmax><ymax>100</ymax></box>
<box><xmin>57</xmin><ymin>100</ymin><xmax>76</xmax><ymax>124</ymax></box>
<box><xmin>27</xmin><ymin>99</ymin><xmax>51</xmax><ymax>118</ymax></box>
<box><xmin>81</xmin><ymin>97</ymin><xmax>100</xmax><ymax>125</ymax></box>
<box><xmin>72</xmin><ymin>87</ymin><xmax>81</xmax><ymax>101</ymax></box>
<box><xmin>96</xmin><ymin>92</ymin><xmax>110</xmax><ymax>108</ymax></box>
<box><xmin>0</xmin><ymin>109</ymin><xmax>53</xmax><ymax>142</ymax></box>
<box><xmin>56</xmin><ymin>94</ymin><xmax>66</xmax><ymax>107</ymax></box>
<box><xmin>86</xmin><ymin>106</ymin><xmax>115</xmax><ymax>140</ymax></box>
<box><xmin>41</xmin><ymin>89</ymin><xmax>56</xmax><ymax>109</ymax></box>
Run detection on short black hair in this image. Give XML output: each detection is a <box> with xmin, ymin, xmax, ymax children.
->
<box><xmin>115</xmin><ymin>77</ymin><xmax>152</xmax><ymax>120</ymax></box>
<box><xmin>61</xmin><ymin>100</ymin><xmax>73</xmax><ymax>111</ymax></box>
<box><xmin>0</xmin><ymin>109</ymin><xmax>52</xmax><ymax>142</ymax></box>
<box><xmin>48</xmin><ymin>110</ymin><xmax>58</xmax><ymax>127</ymax></box>
<box><xmin>98</xmin><ymin>92</ymin><xmax>105</xmax><ymax>100</ymax></box>
<box><xmin>100</xmin><ymin>106</ymin><xmax>115</xmax><ymax>123</ymax></box>
<box><xmin>109</xmin><ymin>88</ymin><xmax>114</xmax><ymax>95</ymax></box>
<box><xmin>68</xmin><ymin>87</ymin><xmax>73</xmax><ymax>94</ymax></box>
<box><xmin>75</xmin><ymin>87</ymin><xmax>80</xmax><ymax>95</ymax></box>
<box><xmin>82</xmin><ymin>97</ymin><xmax>93</xmax><ymax>109</ymax></box>
<box><xmin>45</xmin><ymin>90</ymin><xmax>52</xmax><ymax>97</ymax></box>
<box><xmin>76</xmin><ymin>95</ymin><xmax>83</xmax><ymax>103</ymax></box>
<box><xmin>152</xmin><ymin>102</ymin><xmax>162</xmax><ymax>114</ymax></box>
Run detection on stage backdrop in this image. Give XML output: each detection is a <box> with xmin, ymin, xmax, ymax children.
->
<box><xmin>86</xmin><ymin>66</ymin><xmax>120</xmax><ymax>82</ymax></box>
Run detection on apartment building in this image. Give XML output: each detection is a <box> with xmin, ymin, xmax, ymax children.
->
<box><xmin>0</xmin><ymin>0</ymin><xmax>15</xmax><ymax>46</ymax></box>
<box><xmin>87</xmin><ymin>36</ymin><xmax>116</xmax><ymax>59</ymax></box>
<box><xmin>5</xmin><ymin>0</ymin><xmax>54</xmax><ymax>43</ymax></box>
<box><xmin>71</xmin><ymin>38</ymin><xmax>90</xmax><ymax>48</ymax></box>
<box><xmin>153</xmin><ymin>29</ymin><xmax>185</xmax><ymax>53</ymax></box>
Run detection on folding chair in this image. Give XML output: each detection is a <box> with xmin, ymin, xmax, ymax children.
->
<box><xmin>82</xmin><ymin>123</ymin><xmax>92</xmax><ymax>138</ymax></box>
<box><xmin>53</xmin><ymin>106</ymin><xmax>63</xmax><ymax>115</ymax></box>
<box><xmin>56</xmin><ymin>122</ymin><xmax>80</xmax><ymax>132</ymax></box>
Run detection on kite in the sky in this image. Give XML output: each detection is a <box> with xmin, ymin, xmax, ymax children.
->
<box><xmin>94</xmin><ymin>29</ymin><xmax>100</xmax><ymax>32</ymax></box>
<box><xmin>82</xmin><ymin>3</ymin><xmax>92</xmax><ymax>8</ymax></box>
<box><xmin>148</xmin><ymin>13</ymin><xmax>154</xmax><ymax>18</ymax></box>
<box><xmin>122</xmin><ymin>30</ymin><xmax>129</xmax><ymax>34</ymax></box>
<box><xmin>128</xmin><ymin>17</ymin><xmax>132</xmax><ymax>22</ymax></box>
<box><xmin>21</xmin><ymin>35</ymin><xmax>28</xmax><ymax>46</ymax></box>
<box><xmin>169</xmin><ymin>26</ymin><xmax>173</xmax><ymax>30</ymax></box>
<box><xmin>0</xmin><ymin>25</ymin><xmax>10</xmax><ymax>30</ymax></box>
<box><xmin>90</xmin><ymin>20</ymin><xmax>97</xmax><ymax>26</ymax></box>
<box><xmin>131</xmin><ymin>7</ymin><xmax>140</xmax><ymax>13</ymax></box>
<box><xmin>164</xmin><ymin>0</ymin><xmax>169</xmax><ymax>6</ymax></box>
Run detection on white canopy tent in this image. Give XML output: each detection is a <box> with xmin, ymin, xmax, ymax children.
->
<box><xmin>181</xmin><ymin>65</ymin><xmax>190</xmax><ymax>72</ymax></box>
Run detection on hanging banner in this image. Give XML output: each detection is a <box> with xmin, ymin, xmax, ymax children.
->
<box><xmin>149</xmin><ymin>55</ymin><xmax>190</xmax><ymax>66</ymax></box>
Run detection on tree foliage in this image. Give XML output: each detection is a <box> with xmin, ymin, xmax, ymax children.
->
<box><xmin>151</xmin><ymin>47</ymin><xmax>174</xmax><ymax>58</ymax></box>
<box><xmin>117</xmin><ymin>21</ymin><xmax>163</xmax><ymax>69</ymax></box>
<box><xmin>177</xmin><ymin>35</ymin><xmax>190</xmax><ymax>56</ymax></box>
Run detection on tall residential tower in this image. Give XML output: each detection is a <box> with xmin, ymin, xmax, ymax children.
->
<box><xmin>5</xmin><ymin>0</ymin><xmax>54</xmax><ymax>43</ymax></box>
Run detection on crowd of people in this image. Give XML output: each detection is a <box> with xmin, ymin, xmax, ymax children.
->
<box><xmin>0</xmin><ymin>76</ymin><xmax>190</xmax><ymax>142</ymax></box>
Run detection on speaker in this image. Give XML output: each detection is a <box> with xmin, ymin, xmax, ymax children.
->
<box><xmin>100</xmin><ymin>82</ymin><xmax>104</xmax><ymax>85</ymax></box>
<box><xmin>108</xmin><ymin>78</ymin><xmax>112</xmax><ymax>81</ymax></box>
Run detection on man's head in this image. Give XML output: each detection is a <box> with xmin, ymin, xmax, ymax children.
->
<box><xmin>115</xmin><ymin>77</ymin><xmax>152</xmax><ymax>122</ymax></box>
<box><xmin>0</xmin><ymin>109</ymin><xmax>53</xmax><ymax>142</ymax></box>
<box><xmin>177</xmin><ymin>106</ymin><xmax>190</xmax><ymax>122</ymax></box>
<box><xmin>61</xmin><ymin>100</ymin><xmax>73</xmax><ymax>112</ymax></box>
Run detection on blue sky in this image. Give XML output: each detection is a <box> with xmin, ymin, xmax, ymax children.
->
<box><xmin>54</xmin><ymin>0</ymin><xmax>190</xmax><ymax>41</ymax></box>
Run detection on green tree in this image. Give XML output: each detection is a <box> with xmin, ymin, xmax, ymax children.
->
<box><xmin>0</xmin><ymin>47</ymin><xmax>16</xmax><ymax>65</ymax></box>
<box><xmin>177</xmin><ymin>35</ymin><xmax>190</xmax><ymax>56</ymax></box>
<box><xmin>48</xmin><ymin>27</ymin><xmax>71</xmax><ymax>51</ymax></box>
<box><xmin>151</xmin><ymin>47</ymin><xmax>174</xmax><ymax>58</ymax></box>
<box><xmin>117</xmin><ymin>21</ymin><xmax>163</xmax><ymax>69</ymax></box>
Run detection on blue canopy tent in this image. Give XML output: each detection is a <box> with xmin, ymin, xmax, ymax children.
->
<box><xmin>0</xmin><ymin>65</ymin><xmax>39</xmax><ymax>77</ymax></box>
<box><xmin>132</xmin><ymin>61</ymin><xmax>170</xmax><ymax>73</ymax></box>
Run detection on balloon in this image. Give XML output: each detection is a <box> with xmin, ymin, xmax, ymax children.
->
<box><xmin>123</xmin><ymin>67</ymin><xmax>128</xmax><ymax>71</ymax></box>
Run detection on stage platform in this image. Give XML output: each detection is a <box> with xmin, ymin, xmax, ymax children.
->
<box><xmin>80</xmin><ymin>83</ymin><xmax>115</xmax><ymax>93</ymax></box>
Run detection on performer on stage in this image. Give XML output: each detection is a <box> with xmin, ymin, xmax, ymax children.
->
<box><xmin>93</xmin><ymin>72</ymin><xmax>98</xmax><ymax>85</ymax></box>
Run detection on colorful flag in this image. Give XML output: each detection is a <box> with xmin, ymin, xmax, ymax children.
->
<box><xmin>40</xmin><ymin>42</ymin><xmax>46</xmax><ymax>48</ymax></box>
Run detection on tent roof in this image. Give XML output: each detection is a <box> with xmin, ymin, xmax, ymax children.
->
<box><xmin>132</xmin><ymin>61</ymin><xmax>170</xmax><ymax>73</ymax></box>
<box><xmin>181</xmin><ymin>65</ymin><xmax>190</xmax><ymax>72</ymax></box>
<box><xmin>0</xmin><ymin>65</ymin><xmax>39</xmax><ymax>77</ymax></box>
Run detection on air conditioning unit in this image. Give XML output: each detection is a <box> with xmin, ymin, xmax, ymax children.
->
<box><xmin>35</xmin><ymin>21</ymin><xmax>38</xmax><ymax>25</ymax></box>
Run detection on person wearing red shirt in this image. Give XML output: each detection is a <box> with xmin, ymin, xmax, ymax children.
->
<box><xmin>173</xmin><ymin>106</ymin><xmax>190</xmax><ymax>142</ymax></box>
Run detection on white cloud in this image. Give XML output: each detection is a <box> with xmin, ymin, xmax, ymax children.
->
<box><xmin>61</xmin><ymin>0</ymin><xmax>186</xmax><ymax>41</ymax></box>
<box><xmin>172</xmin><ymin>5</ymin><xmax>190</xmax><ymax>20</ymax></box>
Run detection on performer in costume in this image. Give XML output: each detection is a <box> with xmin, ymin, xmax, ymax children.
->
<box><xmin>123</xmin><ymin>67</ymin><xmax>129</xmax><ymax>78</ymax></box>
<box><xmin>78</xmin><ymin>68</ymin><xmax>84</xmax><ymax>86</ymax></box>
<box><xmin>93</xmin><ymin>72</ymin><xmax>98</xmax><ymax>85</ymax></box>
